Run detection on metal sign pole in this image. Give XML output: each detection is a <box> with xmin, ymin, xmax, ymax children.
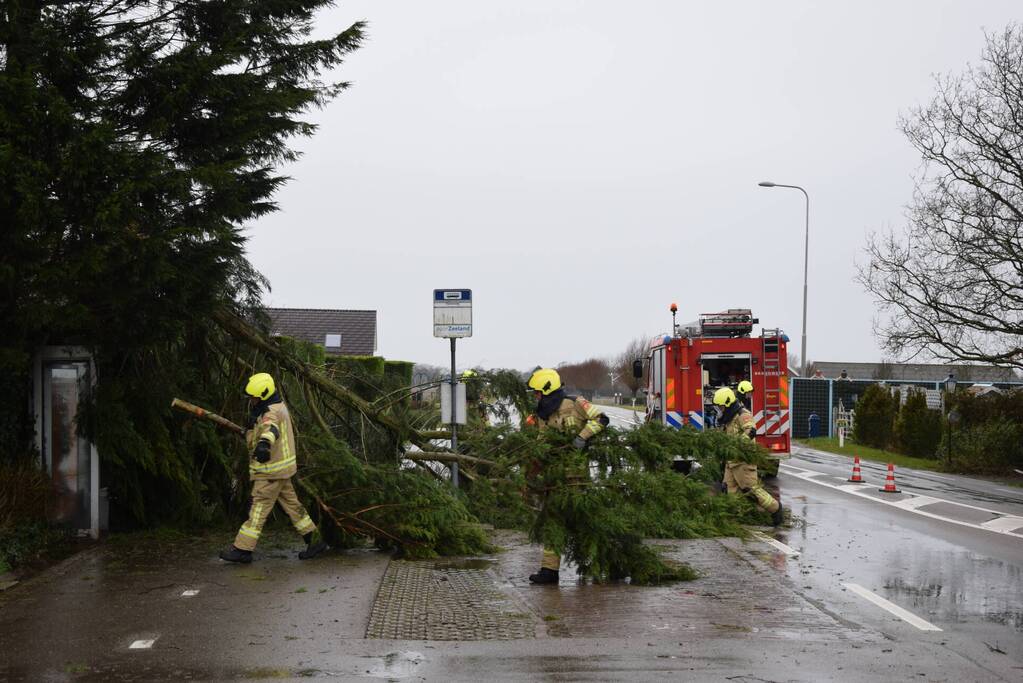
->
<box><xmin>433</xmin><ymin>288</ymin><xmax>471</xmax><ymax>490</ymax></box>
<box><xmin>449</xmin><ymin>337</ymin><xmax>459</xmax><ymax>488</ymax></box>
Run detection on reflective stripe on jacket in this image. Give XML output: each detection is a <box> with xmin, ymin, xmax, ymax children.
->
<box><xmin>723</xmin><ymin>407</ymin><xmax>755</xmax><ymax>440</ymax></box>
<box><xmin>537</xmin><ymin>396</ymin><xmax>607</xmax><ymax>441</ymax></box>
<box><xmin>246</xmin><ymin>402</ymin><xmax>297</xmax><ymax>479</ymax></box>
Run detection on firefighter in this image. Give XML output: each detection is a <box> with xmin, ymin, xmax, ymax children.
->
<box><xmin>219</xmin><ymin>373</ymin><xmax>327</xmax><ymax>563</ymax></box>
<box><xmin>713</xmin><ymin>387</ymin><xmax>783</xmax><ymax>526</ymax></box>
<box><xmin>525</xmin><ymin>367</ymin><xmax>610</xmax><ymax>585</ymax></box>
<box><xmin>736</xmin><ymin>379</ymin><xmax>753</xmax><ymax>410</ymax></box>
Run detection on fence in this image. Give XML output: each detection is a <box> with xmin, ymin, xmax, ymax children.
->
<box><xmin>789</xmin><ymin>377</ymin><xmax>1023</xmax><ymax>439</ymax></box>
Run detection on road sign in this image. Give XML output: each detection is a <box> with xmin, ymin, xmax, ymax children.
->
<box><xmin>441</xmin><ymin>381</ymin><xmax>467</xmax><ymax>425</ymax></box>
<box><xmin>433</xmin><ymin>289</ymin><xmax>472</xmax><ymax>338</ymax></box>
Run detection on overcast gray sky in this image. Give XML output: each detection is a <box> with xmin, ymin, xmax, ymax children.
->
<box><xmin>246</xmin><ymin>1</ymin><xmax>1022</xmax><ymax>371</ymax></box>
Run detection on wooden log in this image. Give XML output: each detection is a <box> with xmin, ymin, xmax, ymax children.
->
<box><xmin>171</xmin><ymin>398</ymin><xmax>245</xmax><ymax>435</ymax></box>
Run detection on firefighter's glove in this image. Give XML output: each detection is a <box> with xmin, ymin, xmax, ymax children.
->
<box><xmin>253</xmin><ymin>440</ymin><xmax>272</xmax><ymax>463</ymax></box>
<box><xmin>572</xmin><ymin>436</ymin><xmax>588</xmax><ymax>450</ymax></box>
<box><xmin>747</xmin><ymin>428</ymin><xmax>757</xmax><ymax>440</ymax></box>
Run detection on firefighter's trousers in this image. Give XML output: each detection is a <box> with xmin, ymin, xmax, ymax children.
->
<box><xmin>724</xmin><ymin>461</ymin><xmax>780</xmax><ymax>514</ymax></box>
<box><xmin>541</xmin><ymin>548</ymin><xmax>560</xmax><ymax>571</ymax></box>
<box><xmin>234</xmin><ymin>478</ymin><xmax>317</xmax><ymax>551</ymax></box>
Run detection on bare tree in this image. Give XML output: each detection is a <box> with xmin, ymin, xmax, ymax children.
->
<box><xmin>859</xmin><ymin>26</ymin><xmax>1023</xmax><ymax>371</ymax></box>
<box><xmin>557</xmin><ymin>358</ymin><xmax>610</xmax><ymax>398</ymax></box>
<box><xmin>616</xmin><ymin>337</ymin><xmax>650</xmax><ymax>398</ymax></box>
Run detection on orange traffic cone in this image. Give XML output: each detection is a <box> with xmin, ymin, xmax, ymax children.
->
<box><xmin>847</xmin><ymin>456</ymin><xmax>866</xmax><ymax>483</ymax></box>
<box><xmin>878</xmin><ymin>462</ymin><xmax>901</xmax><ymax>493</ymax></box>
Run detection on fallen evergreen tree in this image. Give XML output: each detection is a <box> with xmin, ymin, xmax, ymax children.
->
<box><xmin>178</xmin><ymin>315</ymin><xmax>772</xmax><ymax>582</ymax></box>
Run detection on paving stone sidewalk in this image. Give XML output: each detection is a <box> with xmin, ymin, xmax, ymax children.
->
<box><xmin>365</xmin><ymin>528</ymin><xmax>880</xmax><ymax>644</ymax></box>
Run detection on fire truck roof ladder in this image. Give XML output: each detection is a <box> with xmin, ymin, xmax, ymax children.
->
<box><xmin>761</xmin><ymin>329</ymin><xmax>783</xmax><ymax>433</ymax></box>
<box><xmin>698</xmin><ymin>309</ymin><xmax>758</xmax><ymax>338</ymax></box>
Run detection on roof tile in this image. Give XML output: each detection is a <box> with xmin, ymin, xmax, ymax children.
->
<box><xmin>266</xmin><ymin>308</ymin><xmax>376</xmax><ymax>356</ymax></box>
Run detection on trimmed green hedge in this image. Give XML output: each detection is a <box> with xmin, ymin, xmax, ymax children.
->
<box><xmin>384</xmin><ymin>360</ymin><xmax>414</xmax><ymax>387</ymax></box>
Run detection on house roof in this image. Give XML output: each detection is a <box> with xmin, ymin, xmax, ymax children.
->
<box><xmin>266</xmin><ymin>308</ymin><xmax>376</xmax><ymax>356</ymax></box>
<box><xmin>813</xmin><ymin>361</ymin><xmax>1017</xmax><ymax>383</ymax></box>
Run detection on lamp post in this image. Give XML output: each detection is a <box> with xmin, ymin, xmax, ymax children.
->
<box><xmin>944</xmin><ymin>373</ymin><xmax>958</xmax><ymax>467</ymax></box>
<box><xmin>759</xmin><ymin>181</ymin><xmax>810</xmax><ymax>375</ymax></box>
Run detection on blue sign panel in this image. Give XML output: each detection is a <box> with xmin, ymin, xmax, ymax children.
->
<box><xmin>434</xmin><ymin>289</ymin><xmax>472</xmax><ymax>302</ymax></box>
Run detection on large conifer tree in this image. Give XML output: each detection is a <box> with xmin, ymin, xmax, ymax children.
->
<box><xmin>0</xmin><ymin>1</ymin><xmax>364</xmax><ymax>522</ymax></box>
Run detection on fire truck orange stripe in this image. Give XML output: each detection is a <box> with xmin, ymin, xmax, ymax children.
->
<box><xmin>666</xmin><ymin>376</ymin><xmax>675</xmax><ymax>405</ymax></box>
<box><xmin>780</xmin><ymin>377</ymin><xmax>789</xmax><ymax>407</ymax></box>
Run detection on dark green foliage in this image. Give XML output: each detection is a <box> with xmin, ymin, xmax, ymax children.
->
<box><xmin>0</xmin><ymin>458</ymin><xmax>52</xmax><ymax>529</ymax></box>
<box><xmin>939</xmin><ymin>417</ymin><xmax>1023</xmax><ymax>473</ymax></box>
<box><xmin>328</xmin><ymin>356</ymin><xmax>387</xmax><ymax>401</ymax></box>
<box><xmin>384</xmin><ymin>361</ymin><xmax>415</xmax><ymax>387</ymax></box>
<box><xmin>939</xmin><ymin>389</ymin><xmax>1023</xmax><ymax>473</ymax></box>
<box><xmin>950</xmin><ymin>388</ymin><xmax>1023</xmax><ymax>425</ymax></box>
<box><xmin>614</xmin><ymin>421</ymin><xmax>769</xmax><ymax>479</ymax></box>
<box><xmin>0</xmin><ymin>1</ymin><xmax>364</xmax><ymax>526</ymax></box>
<box><xmin>853</xmin><ymin>384</ymin><xmax>897</xmax><ymax>448</ymax></box>
<box><xmin>298</xmin><ymin>433</ymin><xmax>493</xmax><ymax>559</ymax></box>
<box><xmin>0</xmin><ymin>519</ymin><xmax>73</xmax><ymax>575</ymax></box>
<box><xmin>459</xmin><ymin>422</ymin><xmax>767</xmax><ymax>584</ymax></box>
<box><xmin>894</xmin><ymin>390</ymin><xmax>942</xmax><ymax>458</ymax></box>
<box><xmin>463</xmin><ymin>475</ymin><xmax>534</xmax><ymax>530</ymax></box>
<box><xmin>0</xmin><ymin>458</ymin><xmax>72</xmax><ymax>573</ymax></box>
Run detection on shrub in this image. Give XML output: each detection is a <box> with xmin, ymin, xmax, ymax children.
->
<box><xmin>853</xmin><ymin>384</ymin><xmax>897</xmax><ymax>448</ymax></box>
<box><xmin>0</xmin><ymin>458</ymin><xmax>51</xmax><ymax>529</ymax></box>
<box><xmin>894</xmin><ymin>390</ymin><xmax>942</xmax><ymax>458</ymax></box>
<box><xmin>939</xmin><ymin>417</ymin><xmax>1023</xmax><ymax>474</ymax></box>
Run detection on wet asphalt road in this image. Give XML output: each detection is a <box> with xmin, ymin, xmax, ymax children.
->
<box><xmin>768</xmin><ymin>445</ymin><xmax>1023</xmax><ymax>668</ymax></box>
<box><xmin>3</xmin><ymin>407</ymin><xmax>1022</xmax><ymax>680</ymax></box>
<box><xmin>603</xmin><ymin>406</ymin><xmax>1023</xmax><ymax>666</ymax></box>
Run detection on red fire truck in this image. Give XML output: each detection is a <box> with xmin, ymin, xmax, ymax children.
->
<box><xmin>637</xmin><ymin>305</ymin><xmax>791</xmax><ymax>470</ymax></box>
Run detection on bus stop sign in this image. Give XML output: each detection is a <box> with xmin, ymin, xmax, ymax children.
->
<box><xmin>434</xmin><ymin>289</ymin><xmax>472</xmax><ymax>338</ymax></box>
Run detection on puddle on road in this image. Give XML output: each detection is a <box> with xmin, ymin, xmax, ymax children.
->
<box><xmin>365</xmin><ymin>650</ymin><xmax>425</xmax><ymax>679</ymax></box>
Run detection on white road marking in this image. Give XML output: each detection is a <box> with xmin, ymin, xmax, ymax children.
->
<box><xmin>752</xmin><ymin>531</ymin><xmax>799</xmax><ymax>556</ymax></box>
<box><xmin>181</xmin><ymin>589</ymin><xmax>200</xmax><ymax>597</ymax></box>
<box><xmin>888</xmin><ymin>495</ymin><xmax>941</xmax><ymax>510</ymax></box>
<box><xmin>842</xmin><ymin>583</ymin><xmax>942</xmax><ymax>631</ymax></box>
<box><xmin>129</xmin><ymin>639</ymin><xmax>157</xmax><ymax>649</ymax></box>
<box><xmin>981</xmin><ymin>516</ymin><xmax>1023</xmax><ymax>533</ymax></box>
<box><xmin>780</xmin><ymin>464</ymin><xmax>1023</xmax><ymax>539</ymax></box>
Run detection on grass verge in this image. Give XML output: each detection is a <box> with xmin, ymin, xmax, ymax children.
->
<box><xmin>796</xmin><ymin>437</ymin><xmax>947</xmax><ymax>473</ymax></box>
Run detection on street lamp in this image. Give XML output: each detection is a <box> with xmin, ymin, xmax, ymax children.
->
<box><xmin>944</xmin><ymin>373</ymin><xmax>958</xmax><ymax>467</ymax></box>
<box><xmin>759</xmin><ymin>181</ymin><xmax>810</xmax><ymax>376</ymax></box>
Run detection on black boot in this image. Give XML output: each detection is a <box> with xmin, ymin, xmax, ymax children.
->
<box><xmin>528</xmin><ymin>567</ymin><xmax>559</xmax><ymax>585</ymax></box>
<box><xmin>219</xmin><ymin>546</ymin><xmax>253</xmax><ymax>564</ymax></box>
<box><xmin>299</xmin><ymin>532</ymin><xmax>327</xmax><ymax>560</ymax></box>
<box><xmin>771</xmin><ymin>503</ymin><xmax>784</xmax><ymax>527</ymax></box>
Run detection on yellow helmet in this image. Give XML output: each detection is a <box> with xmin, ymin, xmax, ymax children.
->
<box><xmin>713</xmin><ymin>387</ymin><xmax>737</xmax><ymax>408</ymax></box>
<box><xmin>736</xmin><ymin>380</ymin><xmax>753</xmax><ymax>396</ymax></box>
<box><xmin>461</xmin><ymin>369</ymin><xmax>478</xmax><ymax>379</ymax></box>
<box><xmin>245</xmin><ymin>373</ymin><xmax>276</xmax><ymax>400</ymax></box>
<box><xmin>527</xmin><ymin>368</ymin><xmax>561</xmax><ymax>395</ymax></box>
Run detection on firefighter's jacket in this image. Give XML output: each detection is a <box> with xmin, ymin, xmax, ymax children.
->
<box><xmin>537</xmin><ymin>396</ymin><xmax>608</xmax><ymax>441</ymax></box>
<box><xmin>722</xmin><ymin>406</ymin><xmax>755</xmax><ymax>441</ymax></box>
<box><xmin>246</xmin><ymin>401</ymin><xmax>297</xmax><ymax>479</ymax></box>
